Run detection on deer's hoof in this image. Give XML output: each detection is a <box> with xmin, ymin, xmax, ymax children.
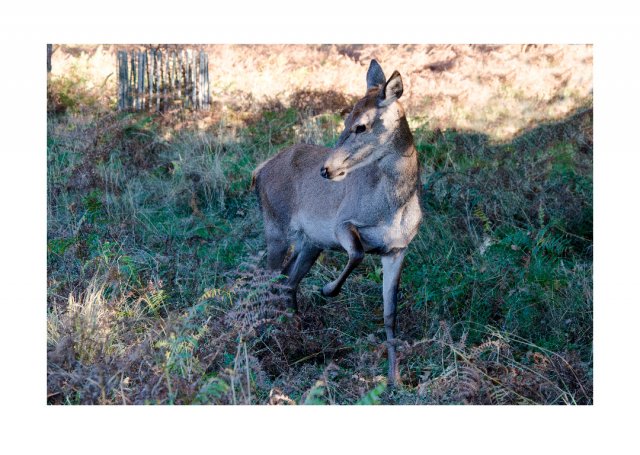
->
<box><xmin>387</xmin><ymin>370</ymin><xmax>402</xmax><ymax>388</ymax></box>
<box><xmin>321</xmin><ymin>282</ymin><xmax>341</xmax><ymax>297</ymax></box>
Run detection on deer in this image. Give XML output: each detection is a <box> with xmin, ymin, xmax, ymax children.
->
<box><xmin>252</xmin><ymin>59</ymin><xmax>422</xmax><ymax>385</ymax></box>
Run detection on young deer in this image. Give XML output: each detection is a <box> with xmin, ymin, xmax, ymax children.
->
<box><xmin>252</xmin><ymin>60</ymin><xmax>422</xmax><ymax>384</ymax></box>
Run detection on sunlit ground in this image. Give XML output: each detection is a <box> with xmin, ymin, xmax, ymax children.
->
<box><xmin>51</xmin><ymin>44</ymin><xmax>592</xmax><ymax>140</ymax></box>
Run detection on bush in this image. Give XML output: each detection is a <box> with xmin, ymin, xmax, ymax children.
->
<box><xmin>47</xmin><ymin>68</ymin><xmax>102</xmax><ymax>114</ymax></box>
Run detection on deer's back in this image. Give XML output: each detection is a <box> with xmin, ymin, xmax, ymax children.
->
<box><xmin>255</xmin><ymin>144</ymin><xmax>346</xmax><ymax>240</ymax></box>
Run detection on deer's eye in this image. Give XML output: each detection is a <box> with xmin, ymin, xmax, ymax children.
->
<box><xmin>354</xmin><ymin>124</ymin><xmax>366</xmax><ymax>134</ymax></box>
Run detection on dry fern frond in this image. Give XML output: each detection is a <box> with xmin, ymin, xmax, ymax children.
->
<box><xmin>223</xmin><ymin>265</ymin><xmax>291</xmax><ymax>339</ymax></box>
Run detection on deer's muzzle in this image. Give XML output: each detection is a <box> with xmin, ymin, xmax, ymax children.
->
<box><xmin>320</xmin><ymin>166</ymin><xmax>346</xmax><ymax>181</ymax></box>
<box><xmin>322</xmin><ymin>150</ymin><xmax>350</xmax><ymax>181</ymax></box>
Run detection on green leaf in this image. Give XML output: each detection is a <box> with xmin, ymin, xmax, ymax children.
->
<box><xmin>302</xmin><ymin>381</ymin><xmax>327</xmax><ymax>405</ymax></box>
<box><xmin>355</xmin><ymin>381</ymin><xmax>387</xmax><ymax>405</ymax></box>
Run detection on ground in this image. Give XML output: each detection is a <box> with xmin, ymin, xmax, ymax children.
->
<box><xmin>47</xmin><ymin>44</ymin><xmax>592</xmax><ymax>404</ymax></box>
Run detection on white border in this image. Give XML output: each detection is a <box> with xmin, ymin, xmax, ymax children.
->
<box><xmin>1</xmin><ymin>1</ymin><xmax>639</xmax><ymax>453</ymax></box>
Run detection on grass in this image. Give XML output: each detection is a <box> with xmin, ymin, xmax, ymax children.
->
<box><xmin>47</xmin><ymin>44</ymin><xmax>592</xmax><ymax>405</ymax></box>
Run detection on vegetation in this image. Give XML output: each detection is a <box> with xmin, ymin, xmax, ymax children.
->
<box><xmin>47</xmin><ymin>44</ymin><xmax>592</xmax><ymax>404</ymax></box>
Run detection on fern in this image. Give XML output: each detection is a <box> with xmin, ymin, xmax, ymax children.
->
<box><xmin>194</xmin><ymin>377</ymin><xmax>230</xmax><ymax>404</ymax></box>
<box><xmin>355</xmin><ymin>381</ymin><xmax>387</xmax><ymax>405</ymax></box>
<box><xmin>537</xmin><ymin>204</ymin><xmax>546</xmax><ymax>227</ymax></box>
<box><xmin>533</xmin><ymin>226</ymin><xmax>570</xmax><ymax>257</ymax></box>
<box><xmin>303</xmin><ymin>381</ymin><xmax>327</xmax><ymax>405</ymax></box>
<box><xmin>455</xmin><ymin>365</ymin><xmax>482</xmax><ymax>402</ymax></box>
<box><xmin>473</xmin><ymin>206</ymin><xmax>492</xmax><ymax>233</ymax></box>
<box><xmin>144</xmin><ymin>288</ymin><xmax>167</xmax><ymax>315</ymax></box>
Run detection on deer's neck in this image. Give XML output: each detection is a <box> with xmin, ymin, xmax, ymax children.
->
<box><xmin>379</xmin><ymin>117</ymin><xmax>420</xmax><ymax>207</ymax></box>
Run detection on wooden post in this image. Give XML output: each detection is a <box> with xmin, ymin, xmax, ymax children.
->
<box><xmin>156</xmin><ymin>50</ymin><xmax>162</xmax><ymax>112</ymax></box>
<box><xmin>171</xmin><ymin>51</ymin><xmax>176</xmax><ymax>109</ymax></box>
<box><xmin>117</xmin><ymin>51</ymin><xmax>126</xmax><ymax>110</ymax></box>
<box><xmin>125</xmin><ymin>51</ymin><xmax>131</xmax><ymax>109</ymax></box>
<box><xmin>185</xmin><ymin>50</ymin><xmax>190</xmax><ymax>108</ymax></box>
<box><xmin>191</xmin><ymin>50</ymin><xmax>197</xmax><ymax>109</ymax></box>
<box><xmin>137</xmin><ymin>51</ymin><xmax>142</xmax><ymax>110</ymax></box>
<box><xmin>147</xmin><ymin>50</ymin><xmax>152</xmax><ymax>110</ymax></box>
<box><xmin>177</xmin><ymin>50</ymin><xmax>183</xmax><ymax>106</ymax></box>
<box><xmin>187</xmin><ymin>49</ymin><xmax>191</xmax><ymax>108</ymax></box>
<box><xmin>198</xmin><ymin>51</ymin><xmax>204</xmax><ymax>109</ymax></box>
<box><xmin>149</xmin><ymin>50</ymin><xmax>153</xmax><ymax>110</ymax></box>
<box><xmin>155</xmin><ymin>51</ymin><xmax>162</xmax><ymax>111</ymax></box>
<box><xmin>182</xmin><ymin>50</ymin><xmax>186</xmax><ymax>108</ymax></box>
<box><xmin>129</xmin><ymin>52</ymin><xmax>135</xmax><ymax>109</ymax></box>
<box><xmin>151</xmin><ymin>50</ymin><xmax>155</xmax><ymax>110</ymax></box>
<box><xmin>149</xmin><ymin>49</ymin><xmax>158</xmax><ymax>111</ymax></box>
<box><xmin>205</xmin><ymin>52</ymin><xmax>210</xmax><ymax>109</ymax></box>
<box><xmin>47</xmin><ymin>44</ymin><xmax>52</xmax><ymax>73</ymax></box>
<box><xmin>164</xmin><ymin>50</ymin><xmax>169</xmax><ymax>111</ymax></box>
<box><xmin>116</xmin><ymin>51</ymin><xmax>121</xmax><ymax>110</ymax></box>
<box><xmin>130</xmin><ymin>51</ymin><xmax>133</xmax><ymax>110</ymax></box>
<box><xmin>144</xmin><ymin>51</ymin><xmax>148</xmax><ymax>110</ymax></box>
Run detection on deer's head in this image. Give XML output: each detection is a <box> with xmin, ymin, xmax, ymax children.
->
<box><xmin>321</xmin><ymin>59</ymin><xmax>410</xmax><ymax>181</ymax></box>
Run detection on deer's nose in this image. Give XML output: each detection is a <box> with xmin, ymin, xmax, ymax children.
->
<box><xmin>320</xmin><ymin>167</ymin><xmax>329</xmax><ymax>179</ymax></box>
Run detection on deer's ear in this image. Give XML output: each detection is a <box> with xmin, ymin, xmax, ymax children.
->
<box><xmin>366</xmin><ymin>59</ymin><xmax>386</xmax><ymax>89</ymax></box>
<box><xmin>378</xmin><ymin>70</ymin><xmax>403</xmax><ymax>107</ymax></box>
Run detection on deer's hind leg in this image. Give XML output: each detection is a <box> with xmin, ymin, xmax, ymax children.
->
<box><xmin>282</xmin><ymin>237</ymin><xmax>321</xmax><ymax>311</ymax></box>
<box><xmin>264</xmin><ymin>217</ymin><xmax>289</xmax><ymax>271</ymax></box>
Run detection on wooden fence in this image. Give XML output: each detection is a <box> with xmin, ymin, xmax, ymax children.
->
<box><xmin>117</xmin><ymin>48</ymin><xmax>210</xmax><ymax>111</ymax></box>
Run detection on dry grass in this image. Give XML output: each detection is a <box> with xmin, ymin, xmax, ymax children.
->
<box><xmin>50</xmin><ymin>44</ymin><xmax>592</xmax><ymax>139</ymax></box>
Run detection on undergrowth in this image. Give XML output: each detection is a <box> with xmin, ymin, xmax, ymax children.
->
<box><xmin>47</xmin><ymin>66</ymin><xmax>592</xmax><ymax>405</ymax></box>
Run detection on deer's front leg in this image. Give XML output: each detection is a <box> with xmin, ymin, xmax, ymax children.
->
<box><xmin>381</xmin><ymin>248</ymin><xmax>406</xmax><ymax>386</ymax></box>
<box><xmin>321</xmin><ymin>222</ymin><xmax>364</xmax><ymax>297</ymax></box>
